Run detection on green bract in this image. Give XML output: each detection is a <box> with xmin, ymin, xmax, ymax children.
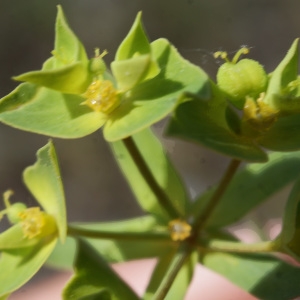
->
<box><xmin>0</xmin><ymin>141</ymin><xmax>66</xmax><ymax>298</ymax></box>
<box><xmin>0</xmin><ymin>6</ymin><xmax>209</xmax><ymax>142</ymax></box>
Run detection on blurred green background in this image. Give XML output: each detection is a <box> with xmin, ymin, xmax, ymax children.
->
<box><xmin>0</xmin><ymin>0</ymin><xmax>299</xmax><ymax>226</ymax></box>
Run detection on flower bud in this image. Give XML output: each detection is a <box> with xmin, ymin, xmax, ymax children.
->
<box><xmin>215</xmin><ymin>48</ymin><xmax>268</xmax><ymax>109</ymax></box>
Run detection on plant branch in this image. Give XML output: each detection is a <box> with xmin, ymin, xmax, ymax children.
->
<box><xmin>153</xmin><ymin>245</ymin><xmax>192</xmax><ymax>300</ymax></box>
<box><xmin>193</xmin><ymin>159</ymin><xmax>241</xmax><ymax>231</ymax></box>
<box><xmin>202</xmin><ymin>239</ymin><xmax>277</xmax><ymax>254</ymax></box>
<box><xmin>67</xmin><ymin>225</ymin><xmax>171</xmax><ymax>242</ymax></box>
<box><xmin>122</xmin><ymin>136</ymin><xmax>182</xmax><ymax>219</ymax></box>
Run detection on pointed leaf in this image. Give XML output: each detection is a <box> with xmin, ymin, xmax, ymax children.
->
<box><xmin>110</xmin><ymin>128</ymin><xmax>189</xmax><ymax>221</ymax></box>
<box><xmin>52</xmin><ymin>5</ymin><xmax>88</xmax><ymax>67</ymax></box>
<box><xmin>166</xmin><ymin>83</ymin><xmax>267</xmax><ymax>162</ymax></box>
<box><xmin>0</xmin><ymin>238</ymin><xmax>57</xmax><ymax>297</ymax></box>
<box><xmin>202</xmin><ymin>251</ymin><xmax>300</xmax><ymax>300</ymax></box>
<box><xmin>14</xmin><ymin>62</ymin><xmax>91</xmax><ymax>94</ymax></box>
<box><xmin>105</xmin><ymin>38</ymin><xmax>210</xmax><ymax>141</ymax></box>
<box><xmin>264</xmin><ymin>38</ymin><xmax>299</xmax><ymax>108</ymax></box>
<box><xmin>63</xmin><ymin>239</ymin><xmax>139</xmax><ymax>300</ymax></box>
<box><xmin>47</xmin><ymin>216</ymin><xmax>174</xmax><ymax>269</ymax></box>
<box><xmin>23</xmin><ymin>141</ymin><xmax>67</xmax><ymax>242</ymax></box>
<box><xmin>115</xmin><ymin>12</ymin><xmax>150</xmax><ymax>61</ymax></box>
<box><xmin>191</xmin><ymin>151</ymin><xmax>300</xmax><ymax>228</ymax></box>
<box><xmin>0</xmin><ymin>83</ymin><xmax>106</xmax><ymax>138</ymax></box>
<box><xmin>112</xmin><ymin>12</ymin><xmax>159</xmax><ymax>91</ymax></box>
<box><xmin>13</xmin><ymin>6</ymin><xmax>90</xmax><ymax>95</ymax></box>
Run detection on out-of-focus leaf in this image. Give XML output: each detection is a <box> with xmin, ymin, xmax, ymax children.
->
<box><xmin>63</xmin><ymin>239</ymin><xmax>140</xmax><ymax>300</ymax></box>
<box><xmin>202</xmin><ymin>251</ymin><xmax>300</xmax><ymax>300</ymax></box>
<box><xmin>111</xmin><ymin>128</ymin><xmax>189</xmax><ymax>221</ymax></box>
<box><xmin>23</xmin><ymin>141</ymin><xmax>67</xmax><ymax>241</ymax></box>
<box><xmin>264</xmin><ymin>39</ymin><xmax>299</xmax><ymax>109</ymax></box>
<box><xmin>166</xmin><ymin>83</ymin><xmax>267</xmax><ymax>162</ymax></box>
<box><xmin>0</xmin><ymin>238</ymin><xmax>57</xmax><ymax>297</ymax></box>
<box><xmin>0</xmin><ymin>224</ymin><xmax>42</xmax><ymax>249</ymax></box>
<box><xmin>190</xmin><ymin>151</ymin><xmax>300</xmax><ymax>228</ymax></box>
<box><xmin>47</xmin><ymin>216</ymin><xmax>174</xmax><ymax>269</ymax></box>
<box><xmin>276</xmin><ymin>175</ymin><xmax>300</xmax><ymax>261</ymax></box>
<box><xmin>144</xmin><ymin>250</ymin><xmax>197</xmax><ymax>300</ymax></box>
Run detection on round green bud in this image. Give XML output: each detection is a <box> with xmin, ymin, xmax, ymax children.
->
<box><xmin>7</xmin><ymin>202</ymin><xmax>27</xmax><ymax>224</ymax></box>
<box><xmin>216</xmin><ymin>58</ymin><xmax>268</xmax><ymax>109</ymax></box>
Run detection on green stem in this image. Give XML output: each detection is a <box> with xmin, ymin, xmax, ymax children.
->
<box><xmin>193</xmin><ymin>159</ymin><xmax>241</xmax><ymax>231</ymax></box>
<box><xmin>68</xmin><ymin>225</ymin><xmax>171</xmax><ymax>242</ymax></box>
<box><xmin>203</xmin><ymin>239</ymin><xmax>277</xmax><ymax>254</ymax></box>
<box><xmin>122</xmin><ymin>136</ymin><xmax>182</xmax><ymax>219</ymax></box>
<box><xmin>153</xmin><ymin>246</ymin><xmax>192</xmax><ymax>300</ymax></box>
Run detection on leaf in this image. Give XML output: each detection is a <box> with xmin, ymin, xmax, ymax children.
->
<box><xmin>259</xmin><ymin>113</ymin><xmax>300</xmax><ymax>151</ymax></box>
<box><xmin>0</xmin><ymin>224</ymin><xmax>42</xmax><ymax>249</ymax></box>
<box><xmin>110</xmin><ymin>128</ymin><xmax>189</xmax><ymax>221</ymax></box>
<box><xmin>47</xmin><ymin>216</ymin><xmax>174</xmax><ymax>269</ymax></box>
<box><xmin>111</xmin><ymin>54</ymin><xmax>159</xmax><ymax>91</ymax></box>
<box><xmin>202</xmin><ymin>251</ymin><xmax>300</xmax><ymax>300</ymax></box>
<box><xmin>277</xmin><ymin>175</ymin><xmax>300</xmax><ymax>261</ymax></box>
<box><xmin>112</xmin><ymin>12</ymin><xmax>159</xmax><ymax>91</ymax></box>
<box><xmin>257</xmin><ymin>39</ymin><xmax>300</xmax><ymax>151</ymax></box>
<box><xmin>13</xmin><ymin>5</ymin><xmax>91</xmax><ymax>94</ymax></box>
<box><xmin>63</xmin><ymin>239</ymin><xmax>140</xmax><ymax>300</ymax></box>
<box><xmin>190</xmin><ymin>151</ymin><xmax>300</xmax><ymax>228</ymax></box>
<box><xmin>23</xmin><ymin>141</ymin><xmax>67</xmax><ymax>242</ymax></box>
<box><xmin>53</xmin><ymin>5</ymin><xmax>88</xmax><ymax>66</ymax></box>
<box><xmin>104</xmin><ymin>38</ymin><xmax>210</xmax><ymax>141</ymax></box>
<box><xmin>264</xmin><ymin>38</ymin><xmax>299</xmax><ymax>108</ymax></box>
<box><xmin>144</xmin><ymin>250</ymin><xmax>197</xmax><ymax>300</ymax></box>
<box><xmin>0</xmin><ymin>238</ymin><xmax>57</xmax><ymax>297</ymax></box>
<box><xmin>14</xmin><ymin>62</ymin><xmax>91</xmax><ymax>94</ymax></box>
<box><xmin>166</xmin><ymin>83</ymin><xmax>268</xmax><ymax>162</ymax></box>
<box><xmin>0</xmin><ymin>83</ymin><xmax>107</xmax><ymax>138</ymax></box>
<box><xmin>115</xmin><ymin>12</ymin><xmax>150</xmax><ymax>61</ymax></box>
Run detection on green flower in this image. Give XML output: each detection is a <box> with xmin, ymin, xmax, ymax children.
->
<box><xmin>0</xmin><ymin>141</ymin><xmax>66</xmax><ymax>298</ymax></box>
<box><xmin>0</xmin><ymin>6</ymin><xmax>208</xmax><ymax>142</ymax></box>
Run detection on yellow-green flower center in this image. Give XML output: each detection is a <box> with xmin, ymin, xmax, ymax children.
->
<box><xmin>82</xmin><ymin>79</ymin><xmax>120</xmax><ymax>114</ymax></box>
<box><xmin>18</xmin><ymin>207</ymin><xmax>57</xmax><ymax>239</ymax></box>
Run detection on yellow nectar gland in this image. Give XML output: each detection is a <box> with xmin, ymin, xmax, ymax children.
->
<box><xmin>82</xmin><ymin>79</ymin><xmax>120</xmax><ymax>114</ymax></box>
<box><xmin>18</xmin><ymin>207</ymin><xmax>56</xmax><ymax>239</ymax></box>
<box><xmin>243</xmin><ymin>93</ymin><xmax>279</xmax><ymax>130</ymax></box>
<box><xmin>168</xmin><ymin>219</ymin><xmax>192</xmax><ymax>241</ymax></box>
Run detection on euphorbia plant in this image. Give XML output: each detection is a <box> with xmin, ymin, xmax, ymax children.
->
<box><xmin>1</xmin><ymin>5</ymin><xmax>300</xmax><ymax>300</ymax></box>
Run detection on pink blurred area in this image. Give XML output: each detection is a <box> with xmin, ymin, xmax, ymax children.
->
<box><xmin>10</xmin><ymin>259</ymin><xmax>257</xmax><ymax>300</ymax></box>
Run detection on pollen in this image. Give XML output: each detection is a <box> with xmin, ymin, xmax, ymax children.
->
<box><xmin>168</xmin><ymin>219</ymin><xmax>192</xmax><ymax>241</ymax></box>
<box><xmin>82</xmin><ymin>79</ymin><xmax>120</xmax><ymax>114</ymax></box>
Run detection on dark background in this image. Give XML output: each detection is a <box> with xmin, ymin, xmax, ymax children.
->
<box><xmin>0</xmin><ymin>0</ymin><xmax>299</xmax><ymax>227</ymax></box>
